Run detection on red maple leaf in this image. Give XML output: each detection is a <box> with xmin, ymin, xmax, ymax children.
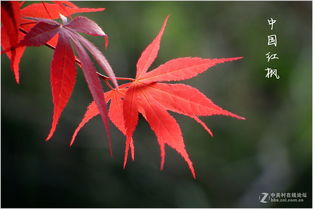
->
<box><xmin>1</xmin><ymin>1</ymin><xmax>105</xmax><ymax>84</ymax></box>
<box><xmin>70</xmin><ymin>16</ymin><xmax>245</xmax><ymax>178</ymax></box>
<box><xmin>11</xmin><ymin>13</ymin><xmax>119</xmax><ymax>155</ymax></box>
<box><xmin>1</xmin><ymin>1</ymin><xmax>22</xmax><ymax>83</ymax></box>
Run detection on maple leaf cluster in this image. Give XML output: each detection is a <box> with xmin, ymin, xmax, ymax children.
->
<box><xmin>1</xmin><ymin>1</ymin><xmax>116</xmax><ymax>153</ymax></box>
<box><xmin>2</xmin><ymin>1</ymin><xmax>245</xmax><ymax>178</ymax></box>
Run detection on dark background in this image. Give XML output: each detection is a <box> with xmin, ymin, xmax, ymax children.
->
<box><xmin>2</xmin><ymin>1</ymin><xmax>312</xmax><ymax>207</ymax></box>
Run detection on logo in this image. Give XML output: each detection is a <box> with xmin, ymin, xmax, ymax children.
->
<box><xmin>259</xmin><ymin>192</ymin><xmax>307</xmax><ymax>204</ymax></box>
<box><xmin>259</xmin><ymin>192</ymin><xmax>269</xmax><ymax>203</ymax></box>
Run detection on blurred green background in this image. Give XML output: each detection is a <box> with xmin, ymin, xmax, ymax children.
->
<box><xmin>2</xmin><ymin>1</ymin><xmax>312</xmax><ymax>208</ymax></box>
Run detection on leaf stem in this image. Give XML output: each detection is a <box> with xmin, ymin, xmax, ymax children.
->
<box><xmin>104</xmin><ymin>79</ymin><xmax>114</xmax><ymax>90</ymax></box>
<box><xmin>19</xmin><ymin>27</ymin><xmax>134</xmax><ymax>84</ymax></box>
<box><xmin>96</xmin><ymin>72</ymin><xmax>133</xmax><ymax>81</ymax></box>
<box><xmin>115</xmin><ymin>77</ymin><xmax>135</xmax><ymax>81</ymax></box>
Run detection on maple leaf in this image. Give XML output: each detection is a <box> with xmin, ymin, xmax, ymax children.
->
<box><xmin>71</xmin><ymin>16</ymin><xmax>245</xmax><ymax>178</ymax></box>
<box><xmin>14</xmin><ymin>14</ymin><xmax>118</xmax><ymax>155</ymax></box>
<box><xmin>1</xmin><ymin>1</ymin><xmax>22</xmax><ymax>83</ymax></box>
<box><xmin>20</xmin><ymin>2</ymin><xmax>105</xmax><ymax>19</ymax></box>
<box><xmin>1</xmin><ymin>1</ymin><xmax>105</xmax><ymax>84</ymax></box>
